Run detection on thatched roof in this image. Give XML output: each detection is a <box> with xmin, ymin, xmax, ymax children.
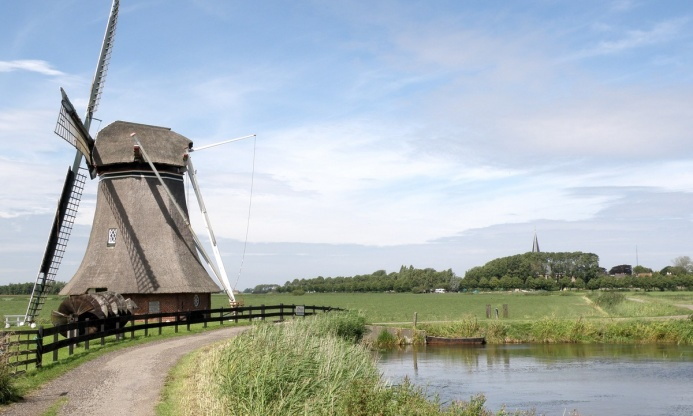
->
<box><xmin>93</xmin><ymin>121</ymin><xmax>191</xmax><ymax>167</ymax></box>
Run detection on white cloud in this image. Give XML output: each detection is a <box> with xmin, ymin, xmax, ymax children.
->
<box><xmin>0</xmin><ymin>60</ymin><xmax>65</xmax><ymax>76</ymax></box>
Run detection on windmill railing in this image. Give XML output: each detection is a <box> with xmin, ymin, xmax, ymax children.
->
<box><xmin>0</xmin><ymin>303</ymin><xmax>344</xmax><ymax>373</ymax></box>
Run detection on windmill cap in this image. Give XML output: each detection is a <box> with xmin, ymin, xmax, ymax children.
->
<box><xmin>93</xmin><ymin>121</ymin><xmax>191</xmax><ymax>168</ymax></box>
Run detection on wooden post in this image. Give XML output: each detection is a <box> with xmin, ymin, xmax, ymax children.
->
<box><xmin>158</xmin><ymin>316</ymin><xmax>162</xmax><ymax>336</ymax></box>
<box><xmin>503</xmin><ymin>304</ymin><xmax>509</xmax><ymax>318</ymax></box>
<box><xmin>261</xmin><ymin>305</ymin><xmax>265</xmax><ymax>321</ymax></box>
<box><xmin>280</xmin><ymin>303</ymin><xmax>284</xmax><ymax>321</ymax></box>
<box><xmin>101</xmin><ymin>323</ymin><xmax>105</xmax><ymax>346</ymax></box>
<box><xmin>130</xmin><ymin>318</ymin><xmax>135</xmax><ymax>339</ymax></box>
<box><xmin>175</xmin><ymin>313</ymin><xmax>179</xmax><ymax>333</ymax></box>
<box><xmin>220</xmin><ymin>307</ymin><xmax>224</xmax><ymax>325</ymax></box>
<box><xmin>53</xmin><ymin>332</ymin><xmax>58</xmax><ymax>362</ymax></box>
<box><xmin>486</xmin><ymin>304</ymin><xmax>491</xmax><ymax>319</ymax></box>
<box><xmin>186</xmin><ymin>312</ymin><xmax>191</xmax><ymax>332</ymax></box>
<box><xmin>413</xmin><ymin>312</ymin><xmax>418</xmax><ymax>328</ymax></box>
<box><xmin>145</xmin><ymin>318</ymin><xmax>149</xmax><ymax>337</ymax></box>
<box><xmin>68</xmin><ymin>328</ymin><xmax>74</xmax><ymax>356</ymax></box>
<box><xmin>36</xmin><ymin>326</ymin><xmax>43</xmax><ymax>369</ymax></box>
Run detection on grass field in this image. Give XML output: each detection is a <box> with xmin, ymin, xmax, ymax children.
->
<box><xmin>229</xmin><ymin>291</ymin><xmax>693</xmax><ymax>324</ymax></box>
<box><xmin>2</xmin><ymin>291</ymin><xmax>690</xmax><ymax>328</ymax></box>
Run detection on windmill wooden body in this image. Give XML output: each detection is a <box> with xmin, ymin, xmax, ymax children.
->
<box><xmin>60</xmin><ymin>121</ymin><xmax>221</xmax><ymax>315</ymax></box>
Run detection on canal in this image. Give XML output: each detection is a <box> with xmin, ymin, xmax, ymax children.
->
<box><xmin>377</xmin><ymin>343</ymin><xmax>693</xmax><ymax>415</ymax></box>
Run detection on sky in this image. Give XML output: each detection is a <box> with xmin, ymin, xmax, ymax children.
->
<box><xmin>1</xmin><ymin>0</ymin><xmax>692</xmax><ymax>291</ymax></box>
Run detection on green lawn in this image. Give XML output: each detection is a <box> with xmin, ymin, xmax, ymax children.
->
<box><xmin>228</xmin><ymin>292</ymin><xmax>606</xmax><ymax>323</ymax></box>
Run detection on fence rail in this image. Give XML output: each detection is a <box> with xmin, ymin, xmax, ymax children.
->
<box><xmin>1</xmin><ymin>303</ymin><xmax>341</xmax><ymax>373</ymax></box>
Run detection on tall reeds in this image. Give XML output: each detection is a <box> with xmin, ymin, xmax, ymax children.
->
<box><xmin>422</xmin><ymin>318</ymin><xmax>693</xmax><ymax>345</ymax></box>
<box><xmin>168</xmin><ymin>312</ymin><xmax>519</xmax><ymax>415</ymax></box>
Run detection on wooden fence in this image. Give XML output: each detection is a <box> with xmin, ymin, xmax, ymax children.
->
<box><xmin>1</xmin><ymin>303</ymin><xmax>341</xmax><ymax>373</ymax></box>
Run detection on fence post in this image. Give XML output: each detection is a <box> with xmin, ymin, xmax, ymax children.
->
<box><xmin>486</xmin><ymin>304</ymin><xmax>491</xmax><ymax>319</ymax></box>
<box><xmin>261</xmin><ymin>305</ymin><xmax>265</xmax><ymax>321</ymax></box>
<box><xmin>130</xmin><ymin>318</ymin><xmax>135</xmax><ymax>339</ymax></box>
<box><xmin>158</xmin><ymin>316</ymin><xmax>162</xmax><ymax>336</ymax></box>
<box><xmin>279</xmin><ymin>303</ymin><xmax>284</xmax><ymax>321</ymax></box>
<box><xmin>503</xmin><ymin>304</ymin><xmax>509</xmax><ymax>318</ymax></box>
<box><xmin>186</xmin><ymin>312</ymin><xmax>191</xmax><ymax>332</ymax></box>
<box><xmin>115</xmin><ymin>321</ymin><xmax>120</xmax><ymax>341</ymax></box>
<box><xmin>145</xmin><ymin>318</ymin><xmax>149</xmax><ymax>337</ymax></box>
<box><xmin>100</xmin><ymin>323</ymin><xmax>105</xmax><ymax>346</ymax></box>
<box><xmin>220</xmin><ymin>307</ymin><xmax>224</xmax><ymax>325</ymax></box>
<box><xmin>53</xmin><ymin>332</ymin><xmax>59</xmax><ymax>362</ymax></box>
<box><xmin>175</xmin><ymin>314</ymin><xmax>179</xmax><ymax>333</ymax></box>
<box><xmin>68</xmin><ymin>327</ymin><xmax>75</xmax><ymax>356</ymax></box>
<box><xmin>36</xmin><ymin>326</ymin><xmax>43</xmax><ymax>369</ymax></box>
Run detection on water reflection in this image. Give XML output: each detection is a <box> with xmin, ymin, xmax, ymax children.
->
<box><xmin>377</xmin><ymin>344</ymin><xmax>693</xmax><ymax>416</ymax></box>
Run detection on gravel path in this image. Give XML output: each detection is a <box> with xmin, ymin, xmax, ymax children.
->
<box><xmin>0</xmin><ymin>326</ymin><xmax>247</xmax><ymax>416</ymax></box>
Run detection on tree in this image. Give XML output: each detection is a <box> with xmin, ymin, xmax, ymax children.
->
<box><xmin>672</xmin><ymin>256</ymin><xmax>693</xmax><ymax>273</ymax></box>
<box><xmin>633</xmin><ymin>265</ymin><xmax>653</xmax><ymax>275</ymax></box>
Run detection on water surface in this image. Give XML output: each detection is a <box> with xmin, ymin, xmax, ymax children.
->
<box><xmin>377</xmin><ymin>343</ymin><xmax>693</xmax><ymax>415</ymax></box>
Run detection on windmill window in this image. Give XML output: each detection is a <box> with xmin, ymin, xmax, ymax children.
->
<box><xmin>107</xmin><ymin>228</ymin><xmax>117</xmax><ymax>247</ymax></box>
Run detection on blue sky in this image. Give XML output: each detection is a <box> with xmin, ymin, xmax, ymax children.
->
<box><xmin>1</xmin><ymin>0</ymin><xmax>692</xmax><ymax>290</ymax></box>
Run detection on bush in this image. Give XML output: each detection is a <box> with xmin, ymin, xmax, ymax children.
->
<box><xmin>592</xmin><ymin>291</ymin><xmax>625</xmax><ymax>309</ymax></box>
<box><xmin>0</xmin><ymin>359</ymin><xmax>20</xmax><ymax>404</ymax></box>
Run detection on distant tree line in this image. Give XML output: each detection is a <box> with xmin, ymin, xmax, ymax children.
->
<box><xmin>243</xmin><ymin>253</ymin><xmax>693</xmax><ymax>294</ymax></box>
<box><xmin>0</xmin><ymin>282</ymin><xmax>66</xmax><ymax>295</ymax></box>
<box><xmin>247</xmin><ymin>266</ymin><xmax>460</xmax><ymax>294</ymax></box>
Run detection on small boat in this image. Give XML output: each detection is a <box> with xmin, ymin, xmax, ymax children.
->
<box><xmin>425</xmin><ymin>336</ymin><xmax>486</xmax><ymax>345</ymax></box>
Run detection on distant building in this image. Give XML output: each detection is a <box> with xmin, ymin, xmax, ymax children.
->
<box><xmin>532</xmin><ymin>231</ymin><xmax>540</xmax><ymax>253</ymax></box>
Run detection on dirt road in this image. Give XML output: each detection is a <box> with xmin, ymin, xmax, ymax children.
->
<box><xmin>0</xmin><ymin>326</ymin><xmax>247</xmax><ymax>416</ymax></box>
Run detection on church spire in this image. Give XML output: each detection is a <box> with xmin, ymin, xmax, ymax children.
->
<box><xmin>532</xmin><ymin>230</ymin><xmax>540</xmax><ymax>253</ymax></box>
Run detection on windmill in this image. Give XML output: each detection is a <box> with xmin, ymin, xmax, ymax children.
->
<box><xmin>24</xmin><ymin>0</ymin><xmax>249</xmax><ymax>328</ymax></box>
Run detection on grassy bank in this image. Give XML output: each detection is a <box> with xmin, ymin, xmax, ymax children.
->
<box><xmin>420</xmin><ymin>315</ymin><xmax>693</xmax><ymax>344</ymax></box>
<box><xmin>158</xmin><ymin>313</ymin><xmax>532</xmax><ymax>416</ymax></box>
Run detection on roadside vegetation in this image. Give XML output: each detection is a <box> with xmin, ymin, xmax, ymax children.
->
<box><xmin>158</xmin><ymin>312</ymin><xmax>534</xmax><ymax>416</ymax></box>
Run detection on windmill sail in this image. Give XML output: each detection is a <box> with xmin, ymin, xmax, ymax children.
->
<box><xmin>25</xmin><ymin>169</ymin><xmax>86</xmax><ymax>324</ymax></box>
<box><xmin>86</xmin><ymin>0</ymin><xmax>118</xmax><ymax>122</ymax></box>
<box><xmin>55</xmin><ymin>88</ymin><xmax>96</xmax><ymax>177</ymax></box>
<box><xmin>24</xmin><ymin>0</ymin><xmax>119</xmax><ymax>325</ymax></box>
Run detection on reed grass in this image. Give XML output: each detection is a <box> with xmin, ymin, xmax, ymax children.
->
<box><xmin>421</xmin><ymin>318</ymin><xmax>693</xmax><ymax>345</ymax></box>
<box><xmin>161</xmin><ymin>312</ymin><xmax>530</xmax><ymax>415</ymax></box>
